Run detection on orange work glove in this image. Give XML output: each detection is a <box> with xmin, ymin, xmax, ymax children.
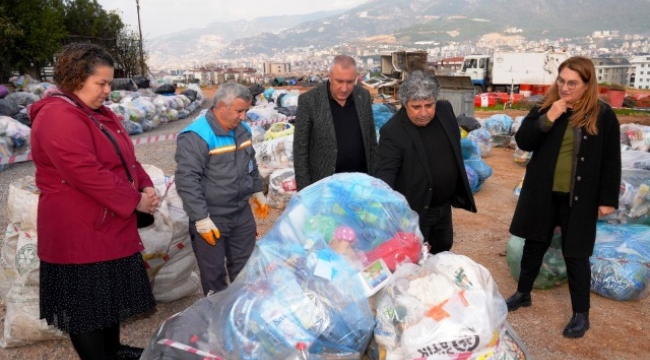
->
<box><xmin>195</xmin><ymin>217</ymin><xmax>220</xmax><ymax>245</ymax></box>
<box><xmin>252</xmin><ymin>191</ymin><xmax>269</xmax><ymax>219</ymax></box>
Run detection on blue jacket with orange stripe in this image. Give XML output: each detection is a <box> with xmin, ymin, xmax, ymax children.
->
<box><xmin>175</xmin><ymin>110</ymin><xmax>263</xmax><ymax>222</ymax></box>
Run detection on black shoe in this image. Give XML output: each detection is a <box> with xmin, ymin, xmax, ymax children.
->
<box><xmin>116</xmin><ymin>344</ymin><xmax>144</xmax><ymax>360</ymax></box>
<box><xmin>563</xmin><ymin>312</ymin><xmax>589</xmax><ymax>338</ymax></box>
<box><xmin>505</xmin><ymin>291</ymin><xmax>531</xmax><ymax>312</ymax></box>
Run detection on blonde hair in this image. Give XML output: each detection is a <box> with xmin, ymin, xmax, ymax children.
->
<box><xmin>540</xmin><ymin>56</ymin><xmax>600</xmax><ymax>135</ymax></box>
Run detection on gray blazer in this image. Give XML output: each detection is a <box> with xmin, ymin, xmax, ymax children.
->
<box><xmin>293</xmin><ymin>83</ymin><xmax>378</xmax><ymax>191</ymax></box>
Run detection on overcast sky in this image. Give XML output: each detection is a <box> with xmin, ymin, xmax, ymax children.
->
<box><xmin>96</xmin><ymin>0</ymin><xmax>368</xmax><ymax>38</ymax></box>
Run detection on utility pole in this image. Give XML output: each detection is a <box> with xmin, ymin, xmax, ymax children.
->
<box><xmin>136</xmin><ymin>0</ymin><xmax>145</xmax><ymax>76</ymax></box>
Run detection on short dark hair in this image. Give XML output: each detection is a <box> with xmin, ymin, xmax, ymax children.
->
<box><xmin>54</xmin><ymin>43</ymin><xmax>114</xmax><ymax>92</ymax></box>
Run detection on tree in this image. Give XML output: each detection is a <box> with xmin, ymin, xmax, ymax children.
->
<box><xmin>0</xmin><ymin>0</ymin><xmax>66</xmax><ymax>82</ymax></box>
<box><xmin>62</xmin><ymin>0</ymin><xmax>123</xmax><ymax>47</ymax></box>
<box><xmin>112</xmin><ymin>28</ymin><xmax>147</xmax><ymax>78</ymax></box>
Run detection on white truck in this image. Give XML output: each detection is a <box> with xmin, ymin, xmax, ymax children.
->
<box><xmin>457</xmin><ymin>51</ymin><xmax>570</xmax><ymax>94</ymax></box>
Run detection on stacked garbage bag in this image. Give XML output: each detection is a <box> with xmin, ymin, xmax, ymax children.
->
<box><xmin>0</xmin><ymin>116</ymin><xmax>32</xmax><ymax>172</ymax></box>
<box><xmin>373</xmin><ymin>252</ymin><xmax>512</xmax><ymax>360</ymax></box>
<box><xmin>511</xmin><ymin>116</ymin><xmax>532</xmax><ymax>166</ymax></box>
<box><xmin>251</xmin><ymin>115</ymin><xmax>297</xmax><ymax>209</ymax></box>
<box><xmin>372</xmin><ymin>103</ymin><xmax>398</xmax><ymax>140</ymax></box>
<box><xmin>590</xmin><ymin>223</ymin><xmax>650</xmax><ymax>301</ymax></box>
<box><xmin>141</xmin><ymin>173</ymin><xmax>425</xmax><ymax>360</ymax></box>
<box><xmin>106</xmin><ymin>84</ymin><xmax>205</xmax><ymax>135</ymax></box>
<box><xmin>506</xmin><ymin>231</ymin><xmax>567</xmax><ymax>289</ymax></box>
<box><xmin>0</xmin><ymin>176</ymin><xmax>66</xmax><ymax>347</ymax></box>
<box><xmin>4</xmin><ymin>75</ymin><xmax>53</xmax><ymax>127</ymax></box>
<box><xmin>460</xmin><ymin>133</ymin><xmax>493</xmax><ymax>193</ymax></box>
<box><xmin>620</xmin><ymin>123</ymin><xmax>650</xmax><ymax>152</ymax></box>
<box><xmin>483</xmin><ymin>114</ymin><xmax>513</xmax><ymax>148</ymax></box>
<box><xmin>249</xmin><ymin>87</ymin><xmax>300</xmax><ymax>118</ymax></box>
<box><xmin>138</xmin><ymin>165</ymin><xmax>201</xmax><ymax>303</ymax></box>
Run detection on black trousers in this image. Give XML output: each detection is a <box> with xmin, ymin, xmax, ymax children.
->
<box><xmin>517</xmin><ymin>192</ymin><xmax>591</xmax><ymax>313</ymax></box>
<box><xmin>420</xmin><ymin>201</ymin><xmax>453</xmax><ymax>254</ymax></box>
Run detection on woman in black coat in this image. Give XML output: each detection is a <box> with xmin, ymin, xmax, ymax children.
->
<box><xmin>505</xmin><ymin>56</ymin><xmax>621</xmax><ymax>339</ymax></box>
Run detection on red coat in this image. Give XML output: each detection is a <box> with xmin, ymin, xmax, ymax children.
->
<box><xmin>29</xmin><ymin>93</ymin><xmax>153</xmax><ymax>264</ymax></box>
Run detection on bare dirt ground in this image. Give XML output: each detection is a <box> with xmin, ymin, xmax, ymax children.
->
<box><xmin>0</xmin><ymin>90</ymin><xmax>648</xmax><ymax>359</ymax></box>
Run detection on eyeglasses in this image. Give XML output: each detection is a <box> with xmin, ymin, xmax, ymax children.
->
<box><xmin>556</xmin><ymin>78</ymin><xmax>582</xmax><ymax>90</ymax></box>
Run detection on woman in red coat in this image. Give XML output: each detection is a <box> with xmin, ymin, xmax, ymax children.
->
<box><xmin>29</xmin><ymin>43</ymin><xmax>159</xmax><ymax>360</ymax></box>
<box><xmin>505</xmin><ymin>56</ymin><xmax>621</xmax><ymax>339</ymax></box>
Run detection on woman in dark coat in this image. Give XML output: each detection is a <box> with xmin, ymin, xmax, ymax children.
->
<box><xmin>505</xmin><ymin>56</ymin><xmax>621</xmax><ymax>339</ymax></box>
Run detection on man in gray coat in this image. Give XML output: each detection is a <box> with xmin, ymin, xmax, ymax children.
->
<box><xmin>293</xmin><ymin>55</ymin><xmax>378</xmax><ymax>191</ymax></box>
<box><xmin>175</xmin><ymin>83</ymin><xmax>268</xmax><ymax>295</ymax></box>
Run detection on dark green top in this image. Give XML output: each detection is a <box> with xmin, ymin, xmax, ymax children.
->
<box><xmin>553</xmin><ymin>121</ymin><xmax>573</xmax><ymax>192</ymax></box>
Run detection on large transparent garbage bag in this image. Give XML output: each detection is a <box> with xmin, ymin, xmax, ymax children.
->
<box><xmin>267</xmin><ymin>168</ymin><xmax>296</xmax><ymax>210</ymax></box>
<box><xmin>467</xmin><ymin>128</ymin><xmax>492</xmax><ymax>157</ymax></box>
<box><xmin>590</xmin><ymin>223</ymin><xmax>650</xmax><ymax>301</ymax></box>
<box><xmin>465</xmin><ymin>165</ymin><xmax>480</xmax><ymax>194</ymax></box>
<box><xmin>374</xmin><ymin>253</ymin><xmax>508</xmax><ymax>360</ymax></box>
<box><xmin>506</xmin><ymin>232</ymin><xmax>567</xmax><ymax>289</ymax></box>
<box><xmin>142</xmin><ymin>173</ymin><xmax>423</xmax><ymax>360</ymax></box>
<box><xmin>601</xmin><ymin>169</ymin><xmax>650</xmax><ymax>225</ymax></box>
<box><xmin>513</xmin><ymin>146</ymin><xmax>531</xmax><ymax>167</ymax></box>
<box><xmin>621</xmin><ymin>150</ymin><xmax>650</xmax><ymax>171</ymax></box>
<box><xmin>484</xmin><ymin>114</ymin><xmax>513</xmax><ymax>148</ymax></box>
<box><xmin>620</xmin><ymin>123</ymin><xmax>650</xmax><ymax>152</ymax></box>
<box><xmin>461</xmin><ymin>137</ymin><xmax>492</xmax><ymax>191</ymax></box>
<box><xmin>255</xmin><ymin>134</ymin><xmax>294</xmax><ymax>170</ymax></box>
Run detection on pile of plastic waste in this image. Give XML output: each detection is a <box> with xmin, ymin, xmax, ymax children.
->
<box><xmin>141</xmin><ymin>173</ymin><xmax>424</xmax><ymax>360</ymax></box>
<box><xmin>591</xmin><ymin>223</ymin><xmax>650</xmax><ymax>301</ymax></box>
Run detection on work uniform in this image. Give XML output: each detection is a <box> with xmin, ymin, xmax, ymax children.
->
<box><xmin>175</xmin><ymin>110</ymin><xmax>263</xmax><ymax>295</ymax></box>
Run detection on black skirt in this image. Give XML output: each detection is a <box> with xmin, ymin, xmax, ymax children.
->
<box><xmin>40</xmin><ymin>252</ymin><xmax>156</xmax><ymax>335</ymax></box>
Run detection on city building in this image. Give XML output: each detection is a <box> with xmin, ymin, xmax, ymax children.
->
<box><xmin>591</xmin><ymin>57</ymin><xmax>631</xmax><ymax>86</ymax></box>
<box><xmin>629</xmin><ymin>55</ymin><xmax>650</xmax><ymax>90</ymax></box>
<box><xmin>263</xmin><ymin>62</ymin><xmax>291</xmax><ymax>75</ymax></box>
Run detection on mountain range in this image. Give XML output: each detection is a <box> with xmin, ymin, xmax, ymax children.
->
<box><xmin>146</xmin><ymin>0</ymin><xmax>650</xmax><ymax>67</ymax></box>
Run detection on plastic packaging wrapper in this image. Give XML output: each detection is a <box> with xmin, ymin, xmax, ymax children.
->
<box><xmin>467</xmin><ymin>128</ymin><xmax>492</xmax><ymax>157</ymax></box>
<box><xmin>250</xmin><ymin>124</ymin><xmax>265</xmax><ymax>145</ymax></box>
<box><xmin>620</xmin><ymin>123</ymin><xmax>650</xmax><ymax>152</ymax></box>
<box><xmin>513</xmin><ymin>146</ymin><xmax>532</xmax><ymax>167</ymax></box>
<box><xmin>590</xmin><ymin>223</ymin><xmax>650</xmax><ymax>301</ymax></box>
<box><xmin>373</xmin><ymin>253</ymin><xmax>509</xmax><ymax>360</ymax></box>
<box><xmin>506</xmin><ymin>232</ymin><xmax>567</xmax><ymax>289</ymax></box>
<box><xmin>267</xmin><ymin>168</ymin><xmax>297</xmax><ymax>209</ymax></box>
<box><xmin>461</xmin><ymin>137</ymin><xmax>492</xmax><ymax>192</ymax></box>
<box><xmin>142</xmin><ymin>173</ymin><xmax>424</xmax><ymax>360</ymax></box>
<box><xmin>621</xmin><ymin>150</ymin><xmax>650</xmax><ymax>171</ymax></box>
<box><xmin>600</xmin><ymin>169</ymin><xmax>650</xmax><ymax>225</ymax></box>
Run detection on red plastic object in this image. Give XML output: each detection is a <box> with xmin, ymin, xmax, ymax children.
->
<box><xmin>365</xmin><ymin>232</ymin><xmax>421</xmax><ymax>271</ymax></box>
